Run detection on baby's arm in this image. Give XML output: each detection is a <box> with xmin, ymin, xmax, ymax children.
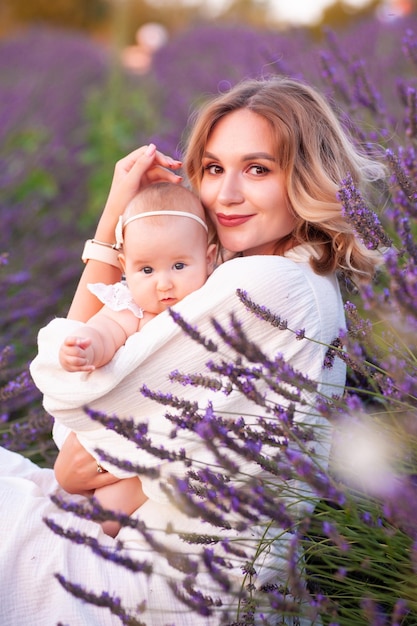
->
<box><xmin>59</xmin><ymin>307</ymin><xmax>139</xmax><ymax>372</ymax></box>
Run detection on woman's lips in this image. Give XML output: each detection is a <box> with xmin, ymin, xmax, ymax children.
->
<box><xmin>216</xmin><ymin>213</ymin><xmax>253</xmax><ymax>227</ymax></box>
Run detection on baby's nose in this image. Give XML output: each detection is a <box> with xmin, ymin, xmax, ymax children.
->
<box><xmin>157</xmin><ymin>273</ymin><xmax>173</xmax><ymax>290</ymax></box>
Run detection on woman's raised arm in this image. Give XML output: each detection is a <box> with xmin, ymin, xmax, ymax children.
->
<box><xmin>67</xmin><ymin>144</ymin><xmax>182</xmax><ymax>322</ymax></box>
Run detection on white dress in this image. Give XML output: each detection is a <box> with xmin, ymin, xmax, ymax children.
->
<box><xmin>0</xmin><ymin>248</ymin><xmax>346</xmax><ymax>625</ymax></box>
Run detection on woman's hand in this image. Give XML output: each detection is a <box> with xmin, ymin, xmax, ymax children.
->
<box><xmin>54</xmin><ymin>431</ymin><xmax>119</xmax><ymax>495</ymax></box>
<box><xmin>67</xmin><ymin>144</ymin><xmax>182</xmax><ymax>322</ymax></box>
<box><xmin>95</xmin><ymin>144</ymin><xmax>183</xmax><ymax>243</ymax></box>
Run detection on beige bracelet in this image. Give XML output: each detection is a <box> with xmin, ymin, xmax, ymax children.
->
<box><xmin>81</xmin><ymin>239</ymin><xmax>122</xmax><ymax>269</ymax></box>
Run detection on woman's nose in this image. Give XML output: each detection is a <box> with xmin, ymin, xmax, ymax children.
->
<box><xmin>217</xmin><ymin>173</ymin><xmax>244</xmax><ymax>206</ymax></box>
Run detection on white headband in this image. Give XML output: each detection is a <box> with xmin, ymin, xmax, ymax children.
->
<box><xmin>114</xmin><ymin>210</ymin><xmax>208</xmax><ymax>249</ymax></box>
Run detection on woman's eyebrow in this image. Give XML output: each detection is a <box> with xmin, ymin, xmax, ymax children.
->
<box><xmin>203</xmin><ymin>151</ymin><xmax>276</xmax><ymax>162</ymax></box>
<box><xmin>242</xmin><ymin>152</ymin><xmax>276</xmax><ymax>162</ymax></box>
<box><xmin>202</xmin><ymin>151</ymin><xmax>217</xmax><ymax>160</ymax></box>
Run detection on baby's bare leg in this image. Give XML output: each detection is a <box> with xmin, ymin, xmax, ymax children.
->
<box><xmin>95</xmin><ymin>476</ymin><xmax>148</xmax><ymax>537</ymax></box>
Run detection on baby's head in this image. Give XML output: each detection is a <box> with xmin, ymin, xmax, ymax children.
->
<box><xmin>120</xmin><ymin>182</ymin><xmax>207</xmax><ymax>243</ymax></box>
<box><xmin>116</xmin><ymin>182</ymin><xmax>217</xmax><ymax>315</ymax></box>
<box><xmin>117</xmin><ymin>182</ymin><xmax>212</xmax><ymax>257</ymax></box>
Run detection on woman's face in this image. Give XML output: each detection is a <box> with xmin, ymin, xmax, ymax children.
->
<box><xmin>200</xmin><ymin>108</ymin><xmax>295</xmax><ymax>255</ymax></box>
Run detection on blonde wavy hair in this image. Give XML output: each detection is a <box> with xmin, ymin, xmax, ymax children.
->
<box><xmin>183</xmin><ymin>76</ymin><xmax>387</xmax><ymax>281</ymax></box>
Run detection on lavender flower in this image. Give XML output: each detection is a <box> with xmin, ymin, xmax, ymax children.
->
<box><xmin>386</xmin><ymin>148</ymin><xmax>417</xmax><ymax>207</ymax></box>
<box><xmin>55</xmin><ymin>574</ymin><xmax>147</xmax><ymax>626</ymax></box>
<box><xmin>338</xmin><ymin>173</ymin><xmax>392</xmax><ymax>250</ymax></box>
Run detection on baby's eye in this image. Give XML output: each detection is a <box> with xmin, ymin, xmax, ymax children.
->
<box><xmin>173</xmin><ymin>262</ymin><xmax>186</xmax><ymax>270</ymax></box>
<box><xmin>141</xmin><ymin>266</ymin><xmax>153</xmax><ymax>275</ymax></box>
<box><xmin>247</xmin><ymin>164</ymin><xmax>270</xmax><ymax>176</ymax></box>
<box><xmin>203</xmin><ymin>163</ymin><xmax>223</xmax><ymax>175</ymax></box>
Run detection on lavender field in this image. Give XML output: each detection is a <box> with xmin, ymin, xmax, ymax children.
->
<box><xmin>1</xmin><ymin>12</ymin><xmax>417</xmax><ymax>624</ymax></box>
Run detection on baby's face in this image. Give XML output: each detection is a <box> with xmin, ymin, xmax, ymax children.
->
<box><xmin>119</xmin><ymin>216</ymin><xmax>215</xmax><ymax>315</ymax></box>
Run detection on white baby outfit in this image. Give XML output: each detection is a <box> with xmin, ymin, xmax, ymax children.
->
<box><xmin>88</xmin><ymin>280</ymin><xmax>143</xmax><ymax>318</ymax></box>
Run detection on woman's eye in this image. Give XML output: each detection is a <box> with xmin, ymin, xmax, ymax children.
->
<box><xmin>174</xmin><ymin>262</ymin><xmax>186</xmax><ymax>270</ymax></box>
<box><xmin>203</xmin><ymin>163</ymin><xmax>223</xmax><ymax>175</ymax></box>
<box><xmin>142</xmin><ymin>266</ymin><xmax>153</xmax><ymax>275</ymax></box>
<box><xmin>248</xmin><ymin>164</ymin><xmax>270</xmax><ymax>176</ymax></box>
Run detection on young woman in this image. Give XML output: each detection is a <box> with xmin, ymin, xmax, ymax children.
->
<box><xmin>0</xmin><ymin>76</ymin><xmax>386</xmax><ymax>625</ymax></box>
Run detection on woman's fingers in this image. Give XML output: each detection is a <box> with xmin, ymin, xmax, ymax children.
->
<box><xmin>94</xmin><ymin>144</ymin><xmax>182</xmax><ymax>245</ymax></box>
<box><xmin>119</xmin><ymin>144</ymin><xmax>181</xmax><ymax>174</ymax></box>
<box><xmin>106</xmin><ymin>144</ymin><xmax>182</xmax><ymax>211</ymax></box>
<box><xmin>55</xmin><ymin>432</ymin><xmax>119</xmax><ymax>494</ymax></box>
<box><xmin>124</xmin><ymin>143</ymin><xmax>183</xmax><ymax>189</ymax></box>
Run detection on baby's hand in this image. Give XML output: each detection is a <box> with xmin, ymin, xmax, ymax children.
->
<box><xmin>59</xmin><ymin>336</ymin><xmax>95</xmax><ymax>372</ymax></box>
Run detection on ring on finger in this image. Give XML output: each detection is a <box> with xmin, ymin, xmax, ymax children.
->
<box><xmin>96</xmin><ymin>462</ymin><xmax>107</xmax><ymax>474</ymax></box>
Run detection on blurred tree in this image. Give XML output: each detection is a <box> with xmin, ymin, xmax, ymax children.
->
<box><xmin>215</xmin><ymin>0</ymin><xmax>272</xmax><ymax>28</ymax></box>
<box><xmin>0</xmin><ymin>0</ymin><xmax>109</xmax><ymax>32</ymax></box>
<box><xmin>0</xmin><ymin>0</ymin><xmax>219</xmax><ymax>44</ymax></box>
<box><xmin>119</xmin><ymin>0</ymin><xmax>203</xmax><ymax>45</ymax></box>
<box><xmin>0</xmin><ymin>0</ymin><xmax>404</xmax><ymax>52</ymax></box>
<box><xmin>312</xmin><ymin>0</ymin><xmax>382</xmax><ymax>34</ymax></box>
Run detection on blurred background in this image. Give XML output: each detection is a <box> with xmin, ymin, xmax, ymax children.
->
<box><xmin>0</xmin><ymin>0</ymin><xmax>413</xmax><ymax>41</ymax></box>
<box><xmin>0</xmin><ymin>0</ymin><xmax>416</xmax><ymax>461</ymax></box>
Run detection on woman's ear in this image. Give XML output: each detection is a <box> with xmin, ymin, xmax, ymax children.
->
<box><xmin>206</xmin><ymin>243</ymin><xmax>217</xmax><ymax>274</ymax></box>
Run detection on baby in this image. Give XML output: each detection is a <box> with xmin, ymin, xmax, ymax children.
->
<box><xmin>59</xmin><ymin>182</ymin><xmax>216</xmax><ymax>535</ymax></box>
